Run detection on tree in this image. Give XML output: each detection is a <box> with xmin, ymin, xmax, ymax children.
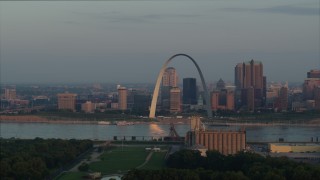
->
<box><xmin>78</xmin><ymin>162</ymin><xmax>89</xmax><ymax>172</ymax></box>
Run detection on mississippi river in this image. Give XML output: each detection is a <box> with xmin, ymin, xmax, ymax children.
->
<box><xmin>1</xmin><ymin>122</ymin><xmax>319</xmax><ymax>142</ymax></box>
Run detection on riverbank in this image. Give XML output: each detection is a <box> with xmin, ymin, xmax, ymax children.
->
<box><xmin>0</xmin><ymin>115</ymin><xmax>96</xmax><ymax>124</ymax></box>
<box><xmin>1</xmin><ymin>115</ymin><xmax>319</xmax><ymax>126</ymax></box>
<box><xmin>0</xmin><ymin>115</ymin><xmax>184</xmax><ymax>125</ymax></box>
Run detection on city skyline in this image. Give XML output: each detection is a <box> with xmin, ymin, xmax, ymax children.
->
<box><xmin>0</xmin><ymin>0</ymin><xmax>319</xmax><ymax>84</ymax></box>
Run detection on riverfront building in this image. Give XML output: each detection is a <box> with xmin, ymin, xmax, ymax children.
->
<box><xmin>57</xmin><ymin>93</ymin><xmax>77</xmax><ymax>111</ymax></box>
<box><xmin>81</xmin><ymin>101</ymin><xmax>95</xmax><ymax>113</ymax></box>
<box><xmin>269</xmin><ymin>143</ymin><xmax>320</xmax><ymax>153</ymax></box>
<box><xmin>186</xmin><ymin>117</ymin><xmax>246</xmax><ymax>155</ymax></box>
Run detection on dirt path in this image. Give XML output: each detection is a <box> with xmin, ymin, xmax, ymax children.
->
<box><xmin>69</xmin><ymin>150</ymin><xmax>104</xmax><ymax>172</ymax></box>
<box><xmin>136</xmin><ymin>151</ymin><xmax>153</xmax><ymax>169</ymax></box>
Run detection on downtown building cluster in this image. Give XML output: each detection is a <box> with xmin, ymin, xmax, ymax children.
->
<box><xmin>1</xmin><ymin>62</ymin><xmax>319</xmax><ymax>114</ymax></box>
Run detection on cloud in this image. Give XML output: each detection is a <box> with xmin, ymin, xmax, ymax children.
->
<box><xmin>223</xmin><ymin>4</ymin><xmax>319</xmax><ymax>16</ymax></box>
<box><xmin>71</xmin><ymin>11</ymin><xmax>201</xmax><ymax>24</ymax></box>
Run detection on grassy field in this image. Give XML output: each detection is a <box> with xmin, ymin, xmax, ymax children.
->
<box><xmin>141</xmin><ymin>151</ymin><xmax>167</xmax><ymax>170</ymax></box>
<box><xmin>89</xmin><ymin>146</ymin><xmax>150</xmax><ymax>174</ymax></box>
<box><xmin>55</xmin><ymin>172</ymin><xmax>86</xmax><ymax>180</ymax></box>
<box><xmin>56</xmin><ymin>146</ymin><xmax>168</xmax><ymax>178</ymax></box>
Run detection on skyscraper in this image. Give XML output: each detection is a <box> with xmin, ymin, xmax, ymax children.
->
<box><xmin>303</xmin><ymin>70</ymin><xmax>320</xmax><ymax>100</ymax></box>
<box><xmin>234</xmin><ymin>60</ymin><xmax>266</xmax><ymax>111</ymax></box>
<box><xmin>57</xmin><ymin>93</ymin><xmax>77</xmax><ymax>111</ymax></box>
<box><xmin>211</xmin><ymin>89</ymin><xmax>235</xmax><ymax>111</ymax></box>
<box><xmin>170</xmin><ymin>87</ymin><xmax>181</xmax><ymax>113</ymax></box>
<box><xmin>307</xmin><ymin>69</ymin><xmax>320</xmax><ymax>78</ymax></box>
<box><xmin>162</xmin><ymin>67</ymin><xmax>178</xmax><ymax>87</ymax></box>
<box><xmin>235</xmin><ymin>60</ymin><xmax>264</xmax><ymax>89</ymax></box>
<box><xmin>161</xmin><ymin>67</ymin><xmax>179</xmax><ymax>110</ymax></box>
<box><xmin>127</xmin><ymin>89</ymin><xmax>151</xmax><ymax>114</ymax></box>
<box><xmin>118</xmin><ymin>86</ymin><xmax>127</xmax><ymax>110</ymax></box>
<box><xmin>183</xmin><ymin>78</ymin><xmax>197</xmax><ymax>105</ymax></box>
<box><xmin>314</xmin><ymin>86</ymin><xmax>320</xmax><ymax>110</ymax></box>
<box><xmin>216</xmin><ymin>78</ymin><xmax>226</xmax><ymax>90</ymax></box>
<box><xmin>4</xmin><ymin>88</ymin><xmax>16</xmax><ymax>100</ymax></box>
<box><xmin>247</xmin><ymin>87</ymin><xmax>255</xmax><ymax>111</ymax></box>
<box><xmin>279</xmin><ymin>86</ymin><xmax>288</xmax><ymax>111</ymax></box>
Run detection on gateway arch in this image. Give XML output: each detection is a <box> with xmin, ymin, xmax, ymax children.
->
<box><xmin>149</xmin><ymin>54</ymin><xmax>213</xmax><ymax>119</ymax></box>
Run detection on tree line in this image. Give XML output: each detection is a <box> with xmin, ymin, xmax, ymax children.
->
<box><xmin>123</xmin><ymin>149</ymin><xmax>320</xmax><ymax>180</ymax></box>
<box><xmin>0</xmin><ymin>138</ymin><xmax>93</xmax><ymax>180</ymax></box>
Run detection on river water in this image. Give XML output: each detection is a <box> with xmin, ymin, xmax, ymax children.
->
<box><xmin>0</xmin><ymin>122</ymin><xmax>319</xmax><ymax>142</ymax></box>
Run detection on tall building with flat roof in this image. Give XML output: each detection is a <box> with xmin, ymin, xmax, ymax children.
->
<box><xmin>4</xmin><ymin>88</ymin><xmax>16</xmax><ymax>100</ymax></box>
<box><xmin>162</xmin><ymin>67</ymin><xmax>178</xmax><ymax>87</ymax></box>
<box><xmin>279</xmin><ymin>87</ymin><xmax>288</xmax><ymax>111</ymax></box>
<box><xmin>303</xmin><ymin>78</ymin><xmax>320</xmax><ymax>100</ymax></box>
<box><xmin>235</xmin><ymin>63</ymin><xmax>243</xmax><ymax>89</ymax></box>
<box><xmin>170</xmin><ymin>87</ymin><xmax>181</xmax><ymax>113</ymax></box>
<box><xmin>118</xmin><ymin>86</ymin><xmax>127</xmax><ymax>110</ymax></box>
<box><xmin>307</xmin><ymin>69</ymin><xmax>320</xmax><ymax>78</ymax></box>
<box><xmin>314</xmin><ymin>86</ymin><xmax>320</xmax><ymax>110</ymax></box>
<box><xmin>81</xmin><ymin>101</ymin><xmax>95</xmax><ymax>113</ymax></box>
<box><xmin>211</xmin><ymin>89</ymin><xmax>234</xmax><ymax>111</ymax></box>
<box><xmin>161</xmin><ymin>67</ymin><xmax>179</xmax><ymax>111</ymax></box>
<box><xmin>57</xmin><ymin>93</ymin><xmax>77</xmax><ymax>111</ymax></box>
<box><xmin>183</xmin><ymin>78</ymin><xmax>197</xmax><ymax>105</ymax></box>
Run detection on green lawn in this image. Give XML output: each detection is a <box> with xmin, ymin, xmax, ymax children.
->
<box><xmin>89</xmin><ymin>146</ymin><xmax>149</xmax><ymax>174</ymax></box>
<box><xmin>55</xmin><ymin>172</ymin><xmax>86</xmax><ymax>180</ymax></box>
<box><xmin>141</xmin><ymin>152</ymin><xmax>167</xmax><ymax>170</ymax></box>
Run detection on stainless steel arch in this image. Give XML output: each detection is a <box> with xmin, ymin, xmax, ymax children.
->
<box><xmin>149</xmin><ymin>54</ymin><xmax>213</xmax><ymax>119</ymax></box>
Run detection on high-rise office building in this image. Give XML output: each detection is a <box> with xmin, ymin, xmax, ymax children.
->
<box><xmin>211</xmin><ymin>89</ymin><xmax>235</xmax><ymax>111</ymax></box>
<box><xmin>4</xmin><ymin>88</ymin><xmax>16</xmax><ymax>100</ymax></box>
<box><xmin>314</xmin><ymin>86</ymin><xmax>320</xmax><ymax>110</ymax></box>
<box><xmin>118</xmin><ymin>86</ymin><xmax>127</xmax><ymax>110</ymax></box>
<box><xmin>274</xmin><ymin>87</ymin><xmax>288</xmax><ymax>111</ymax></box>
<box><xmin>211</xmin><ymin>91</ymin><xmax>219</xmax><ymax>110</ymax></box>
<box><xmin>234</xmin><ymin>63</ymin><xmax>243</xmax><ymax>89</ymax></box>
<box><xmin>161</xmin><ymin>67</ymin><xmax>179</xmax><ymax>111</ymax></box>
<box><xmin>57</xmin><ymin>93</ymin><xmax>77</xmax><ymax>111</ymax></box>
<box><xmin>226</xmin><ymin>90</ymin><xmax>235</xmax><ymax>110</ymax></box>
<box><xmin>279</xmin><ymin>87</ymin><xmax>288</xmax><ymax>111</ymax></box>
<box><xmin>246</xmin><ymin>87</ymin><xmax>255</xmax><ymax>111</ymax></box>
<box><xmin>216</xmin><ymin>78</ymin><xmax>226</xmax><ymax>90</ymax></box>
<box><xmin>127</xmin><ymin>89</ymin><xmax>151</xmax><ymax>113</ymax></box>
<box><xmin>183</xmin><ymin>78</ymin><xmax>197</xmax><ymax>105</ymax></box>
<box><xmin>234</xmin><ymin>60</ymin><xmax>266</xmax><ymax>110</ymax></box>
<box><xmin>170</xmin><ymin>87</ymin><xmax>181</xmax><ymax>113</ymax></box>
<box><xmin>307</xmin><ymin>69</ymin><xmax>320</xmax><ymax>78</ymax></box>
<box><xmin>81</xmin><ymin>101</ymin><xmax>95</xmax><ymax>113</ymax></box>
<box><xmin>303</xmin><ymin>70</ymin><xmax>320</xmax><ymax>100</ymax></box>
<box><xmin>162</xmin><ymin>67</ymin><xmax>178</xmax><ymax>87</ymax></box>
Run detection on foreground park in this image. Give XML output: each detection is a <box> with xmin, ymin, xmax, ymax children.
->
<box><xmin>57</xmin><ymin>145</ymin><xmax>167</xmax><ymax>180</ymax></box>
<box><xmin>1</xmin><ymin>138</ymin><xmax>319</xmax><ymax>180</ymax></box>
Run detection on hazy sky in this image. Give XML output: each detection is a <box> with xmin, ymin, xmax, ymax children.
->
<box><xmin>0</xmin><ymin>0</ymin><xmax>319</xmax><ymax>84</ymax></box>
